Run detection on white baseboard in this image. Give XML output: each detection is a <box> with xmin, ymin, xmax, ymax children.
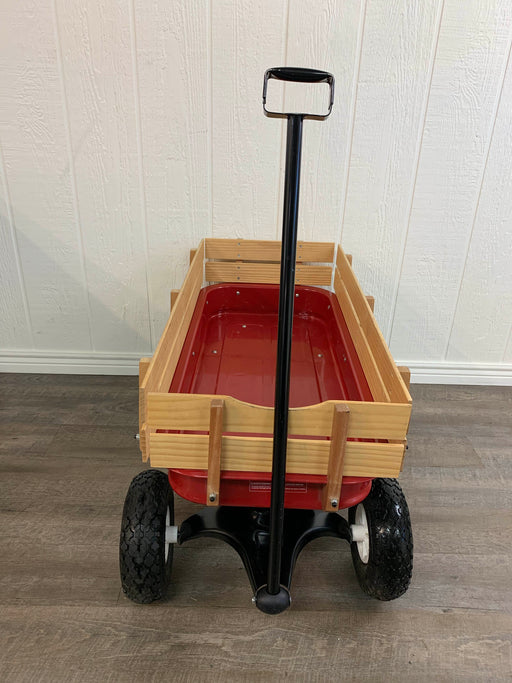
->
<box><xmin>0</xmin><ymin>351</ymin><xmax>511</xmax><ymax>385</ymax></box>
<box><xmin>399</xmin><ymin>361</ymin><xmax>512</xmax><ymax>386</ymax></box>
<box><xmin>0</xmin><ymin>350</ymin><xmax>143</xmax><ymax>375</ymax></box>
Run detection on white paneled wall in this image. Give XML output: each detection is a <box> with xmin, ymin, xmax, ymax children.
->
<box><xmin>0</xmin><ymin>0</ymin><xmax>511</xmax><ymax>384</ymax></box>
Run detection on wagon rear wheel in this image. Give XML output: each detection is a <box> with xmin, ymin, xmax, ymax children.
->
<box><xmin>119</xmin><ymin>469</ymin><xmax>174</xmax><ymax>604</ymax></box>
<box><xmin>348</xmin><ymin>478</ymin><xmax>413</xmax><ymax>601</ymax></box>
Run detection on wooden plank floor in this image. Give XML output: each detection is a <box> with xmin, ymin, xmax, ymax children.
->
<box><xmin>1</xmin><ymin>374</ymin><xmax>511</xmax><ymax>682</ymax></box>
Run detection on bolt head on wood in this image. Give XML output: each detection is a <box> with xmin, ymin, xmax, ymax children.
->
<box><xmin>209</xmin><ymin>493</ymin><xmax>217</xmax><ymax>502</ymax></box>
<box><xmin>331</xmin><ymin>498</ymin><xmax>338</xmax><ymax>508</ymax></box>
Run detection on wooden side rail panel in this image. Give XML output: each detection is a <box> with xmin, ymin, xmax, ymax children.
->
<box><xmin>205</xmin><ymin>238</ymin><xmax>334</xmax><ymax>286</ymax></box>
<box><xmin>333</xmin><ymin>269</ymin><xmax>389</xmax><ymax>403</ymax></box>
<box><xmin>148</xmin><ymin>432</ymin><xmax>405</xmax><ymax>478</ymax></box>
<box><xmin>205</xmin><ymin>238</ymin><xmax>334</xmax><ymax>263</ymax></box>
<box><xmin>205</xmin><ymin>261</ymin><xmax>332</xmax><ymax>286</ymax></box>
<box><xmin>336</xmin><ymin>246</ymin><xmax>412</xmax><ymax>404</ymax></box>
<box><xmin>146</xmin><ymin>393</ymin><xmax>411</xmax><ymax>441</ymax></box>
<box><xmin>140</xmin><ymin>240</ymin><xmax>204</xmax><ymax>429</ymax></box>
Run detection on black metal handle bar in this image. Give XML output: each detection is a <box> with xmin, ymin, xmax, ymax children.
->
<box><xmin>262</xmin><ymin>67</ymin><xmax>335</xmax><ymax>119</ymax></box>
<box><xmin>257</xmin><ymin>68</ymin><xmax>335</xmax><ymax>612</ymax></box>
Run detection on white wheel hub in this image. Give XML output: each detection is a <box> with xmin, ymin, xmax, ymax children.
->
<box><xmin>351</xmin><ymin>504</ymin><xmax>370</xmax><ymax>564</ymax></box>
<box><xmin>164</xmin><ymin>508</ymin><xmax>178</xmax><ymax>560</ymax></box>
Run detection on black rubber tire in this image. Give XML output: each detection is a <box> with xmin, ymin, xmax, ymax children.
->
<box><xmin>348</xmin><ymin>478</ymin><xmax>413</xmax><ymax>601</ymax></box>
<box><xmin>119</xmin><ymin>469</ymin><xmax>174</xmax><ymax>604</ymax></box>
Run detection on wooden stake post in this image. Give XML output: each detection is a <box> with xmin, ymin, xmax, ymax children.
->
<box><xmin>206</xmin><ymin>398</ymin><xmax>224</xmax><ymax>505</ymax></box>
<box><xmin>323</xmin><ymin>404</ymin><xmax>350</xmax><ymax>511</ymax></box>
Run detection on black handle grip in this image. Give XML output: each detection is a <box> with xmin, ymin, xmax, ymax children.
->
<box><xmin>266</xmin><ymin>67</ymin><xmax>333</xmax><ymax>84</ymax></box>
<box><xmin>263</xmin><ymin>67</ymin><xmax>334</xmax><ymax>119</ymax></box>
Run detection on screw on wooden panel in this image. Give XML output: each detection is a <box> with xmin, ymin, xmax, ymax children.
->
<box><xmin>209</xmin><ymin>493</ymin><xmax>216</xmax><ymax>503</ymax></box>
<box><xmin>212</xmin><ymin>350</ymin><xmax>218</xmax><ymax>354</ymax></box>
<box><xmin>331</xmin><ymin>499</ymin><xmax>338</xmax><ymax>508</ymax></box>
<box><xmin>317</xmin><ymin>353</ymin><xmax>323</xmax><ymax>358</ymax></box>
<box><xmin>236</xmin><ymin>291</ymin><xmax>240</xmax><ymax>295</ymax></box>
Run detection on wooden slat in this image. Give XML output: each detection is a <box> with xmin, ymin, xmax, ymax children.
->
<box><xmin>189</xmin><ymin>249</ymin><xmax>197</xmax><ymax>265</ymax></box>
<box><xmin>366</xmin><ymin>295</ymin><xmax>375</xmax><ymax>312</ymax></box>
<box><xmin>149</xmin><ymin>433</ymin><xmax>405</xmax><ymax>478</ymax></box>
<box><xmin>206</xmin><ymin>399</ymin><xmax>224</xmax><ymax>506</ymax></box>
<box><xmin>205</xmin><ymin>261</ymin><xmax>332</xmax><ymax>286</ymax></box>
<box><xmin>334</xmin><ymin>269</ymin><xmax>389</xmax><ymax>403</ymax></box>
<box><xmin>346</xmin><ymin>254</ymin><xmax>352</xmax><ymax>266</ymax></box>
<box><xmin>398</xmin><ymin>366</ymin><xmax>411</xmax><ymax>390</ymax></box>
<box><xmin>140</xmin><ymin>241</ymin><xmax>204</xmax><ymax>426</ymax></box>
<box><xmin>139</xmin><ymin>357</ymin><xmax>151</xmax><ymax>385</ymax></box>
<box><xmin>337</xmin><ymin>246</ymin><xmax>411</xmax><ymax>404</ymax></box>
<box><xmin>146</xmin><ymin>393</ymin><xmax>411</xmax><ymax>440</ymax></box>
<box><xmin>205</xmin><ymin>238</ymin><xmax>334</xmax><ymax>263</ymax></box>
<box><xmin>323</xmin><ymin>404</ymin><xmax>350</xmax><ymax>511</ymax></box>
<box><xmin>170</xmin><ymin>289</ymin><xmax>180</xmax><ymax>310</ymax></box>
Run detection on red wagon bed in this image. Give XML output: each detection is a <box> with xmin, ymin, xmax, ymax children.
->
<box><xmin>168</xmin><ymin>282</ymin><xmax>374</xmax><ymax>510</ymax></box>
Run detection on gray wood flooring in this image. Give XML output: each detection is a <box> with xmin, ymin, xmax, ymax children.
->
<box><xmin>1</xmin><ymin>374</ymin><xmax>511</xmax><ymax>682</ymax></box>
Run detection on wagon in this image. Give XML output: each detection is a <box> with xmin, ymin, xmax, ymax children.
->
<box><xmin>120</xmin><ymin>68</ymin><xmax>413</xmax><ymax>614</ymax></box>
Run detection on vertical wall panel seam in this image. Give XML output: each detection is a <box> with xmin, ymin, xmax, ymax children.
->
<box><xmin>334</xmin><ymin>0</ymin><xmax>367</xmax><ymax>285</ymax></box>
<box><xmin>128</xmin><ymin>0</ymin><xmax>154</xmax><ymax>350</ymax></box>
<box><xmin>443</xmin><ymin>30</ymin><xmax>512</xmax><ymax>360</ymax></box>
<box><xmin>386</xmin><ymin>0</ymin><xmax>445</xmax><ymax>345</ymax></box>
<box><xmin>274</xmin><ymin>0</ymin><xmax>291</xmax><ymax>239</ymax></box>
<box><xmin>52</xmin><ymin>0</ymin><xmax>94</xmax><ymax>351</ymax></box>
<box><xmin>207</xmin><ymin>0</ymin><xmax>213</xmax><ymax>247</ymax></box>
<box><xmin>0</xmin><ymin>138</ymin><xmax>35</xmax><ymax>346</ymax></box>
<box><xmin>503</xmin><ymin>324</ymin><xmax>512</xmax><ymax>362</ymax></box>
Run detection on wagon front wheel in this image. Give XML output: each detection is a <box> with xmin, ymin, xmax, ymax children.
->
<box><xmin>348</xmin><ymin>478</ymin><xmax>413</xmax><ymax>600</ymax></box>
<box><xmin>119</xmin><ymin>469</ymin><xmax>174</xmax><ymax>603</ymax></box>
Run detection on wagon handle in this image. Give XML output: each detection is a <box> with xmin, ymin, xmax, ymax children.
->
<box><xmin>255</xmin><ymin>68</ymin><xmax>335</xmax><ymax>615</ymax></box>
<box><xmin>262</xmin><ymin>67</ymin><xmax>335</xmax><ymax>119</ymax></box>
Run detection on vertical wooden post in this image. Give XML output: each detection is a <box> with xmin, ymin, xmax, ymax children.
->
<box><xmin>398</xmin><ymin>366</ymin><xmax>411</xmax><ymax>390</ymax></box>
<box><xmin>365</xmin><ymin>295</ymin><xmax>375</xmax><ymax>312</ymax></box>
<box><xmin>139</xmin><ymin>358</ymin><xmax>152</xmax><ymax>462</ymax></box>
<box><xmin>139</xmin><ymin>357</ymin><xmax>151</xmax><ymax>384</ymax></box>
<box><xmin>323</xmin><ymin>403</ymin><xmax>350</xmax><ymax>511</ymax></box>
<box><xmin>170</xmin><ymin>289</ymin><xmax>180</xmax><ymax>311</ymax></box>
<box><xmin>207</xmin><ymin>398</ymin><xmax>224</xmax><ymax>506</ymax></box>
